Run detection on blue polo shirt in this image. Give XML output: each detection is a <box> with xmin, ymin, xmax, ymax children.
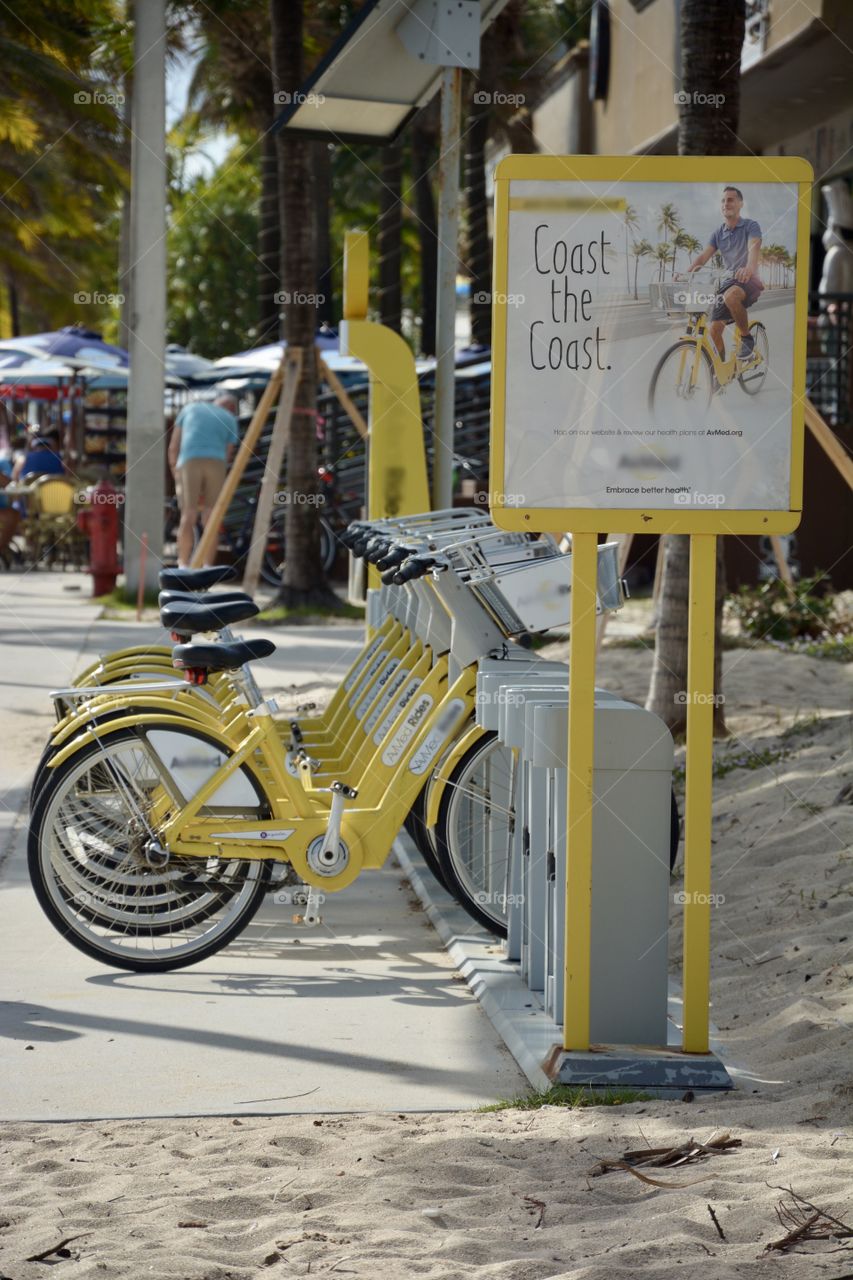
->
<box><xmin>709</xmin><ymin>217</ymin><xmax>762</xmax><ymax>274</ymax></box>
<box><xmin>20</xmin><ymin>447</ymin><xmax>64</xmax><ymax>478</ymax></box>
<box><xmin>175</xmin><ymin>402</ymin><xmax>239</xmax><ymax>466</ymax></box>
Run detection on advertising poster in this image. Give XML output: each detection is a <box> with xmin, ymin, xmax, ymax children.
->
<box><xmin>491</xmin><ymin>157</ymin><xmax>812</xmax><ymax>533</ymax></box>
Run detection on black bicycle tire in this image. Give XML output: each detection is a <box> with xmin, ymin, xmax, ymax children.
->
<box><xmin>403</xmin><ymin>785</ymin><xmax>448</xmax><ymax>890</ymax></box>
<box><xmin>259</xmin><ymin>516</ymin><xmax>336</xmax><ymax>587</ymax></box>
<box><xmin>28</xmin><ymin>724</ymin><xmax>272</xmax><ymax>972</ymax></box>
<box><xmin>434</xmin><ymin>731</ymin><xmax>510</xmax><ymax>937</ymax></box>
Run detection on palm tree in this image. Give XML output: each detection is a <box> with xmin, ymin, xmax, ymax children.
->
<box><xmin>0</xmin><ymin>1</ymin><xmax>128</xmax><ymax>335</ymax></box>
<box><xmin>623</xmin><ymin>203</ymin><xmax>640</xmax><ymax>292</ymax></box>
<box><xmin>653</xmin><ymin>241</ymin><xmax>675</xmax><ymax>282</ymax></box>
<box><xmin>646</xmin><ymin>0</ymin><xmax>747</xmax><ymax>738</ymax></box>
<box><xmin>670</xmin><ymin>227</ymin><xmax>693</xmax><ymax>278</ymax></box>
<box><xmin>657</xmin><ymin>202</ymin><xmax>681</xmax><ymax>246</ymax></box>
<box><xmin>630</xmin><ymin>238</ymin><xmax>653</xmax><ymax>299</ymax></box>
<box><xmin>270</xmin><ymin>0</ymin><xmax>336</xmax><ymax>607</ymax></box>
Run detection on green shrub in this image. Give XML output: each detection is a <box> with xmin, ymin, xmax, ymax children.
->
<box><xmin>729</xmin><ymin>574</ymin><xmax>840</xmax><ymax>643</ymax></box>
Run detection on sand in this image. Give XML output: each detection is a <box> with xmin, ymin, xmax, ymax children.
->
<box><xmin>2</xmin><ymin>642</ymin><xmax>852</xmax><ymax>1278</ymax></box>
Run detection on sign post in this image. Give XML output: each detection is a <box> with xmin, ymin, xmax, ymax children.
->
<box><xmin>489</xmin><ymin>155</ymin><xmax>812</xmax><ymax>1061</ymax></box>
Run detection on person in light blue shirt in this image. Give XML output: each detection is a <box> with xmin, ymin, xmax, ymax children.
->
<box><xmin>168</xmin><ymin>394</ymin><xmax>240</xmax><ymax>567</ymax></box>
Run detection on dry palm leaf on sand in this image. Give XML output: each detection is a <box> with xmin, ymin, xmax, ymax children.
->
<box><xmin>588</xmin><ymin>1130</ymin><xmax>742</xmax><ymax>1188</ymax></box>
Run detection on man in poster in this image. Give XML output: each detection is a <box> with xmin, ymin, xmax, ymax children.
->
<box><xmin>687</xmin><ymin>185</ymin><xmax>763</xmax><ymax>367</ymax></box>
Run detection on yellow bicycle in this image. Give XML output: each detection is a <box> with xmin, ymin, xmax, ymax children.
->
<box><xmin>648</xmin><ymin>273</ymin><xmax>769</xmax><ymax>416</ymax></box>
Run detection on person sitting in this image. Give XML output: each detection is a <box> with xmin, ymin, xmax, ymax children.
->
<box><xmin>0</xmin><ymin>454</ymin><xmax>21</xmax><ymax>565</ymax></box>
<box><xmin>12</xmin><ymin>429</ymin><xmax>65</xmax><ymax>482</ymax></box>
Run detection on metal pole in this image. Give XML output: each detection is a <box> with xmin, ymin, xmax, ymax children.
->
<box><xmin>123</xmin><ymin>0</ymin><xmax>166</xmax><ymax>596</ymax></box>
<box><xmin>432</xmin><ymin>65</ymin><xmax>462</xmax><ymax>511</ymax></box>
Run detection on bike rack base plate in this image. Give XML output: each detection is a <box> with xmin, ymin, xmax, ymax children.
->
<box><xmin>545</xmin><ymin>1046</ymin><xmax>732</xmax><ymax>1094</ymax></box>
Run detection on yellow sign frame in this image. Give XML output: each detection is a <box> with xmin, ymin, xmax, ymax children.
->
<box><xmin>490</xmin><ymin>154</ymin><xmax>813</xmax><ymax>536</ymax></box>
<box><xmin>489</xmin><ymin>154</ymin><xmax>813</xmax><ymax>1065</ymax></box>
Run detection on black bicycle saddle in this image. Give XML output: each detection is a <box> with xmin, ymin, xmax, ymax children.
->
<box><xmin>159</xmin><ymin>566</ymin><xmax>238</xmax><ymax>592</ymax></box>
<box><xmin>160</xmin><ymin>598</ymin><xmax>259</xmax><ymax>636</ymax></box>
<box><xmin>172</xmin><ymin>638</ymin><xmax>276</xmax><ymax>678</ymax></box>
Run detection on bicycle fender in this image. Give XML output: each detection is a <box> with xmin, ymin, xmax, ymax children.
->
<box><xmin>46</xmin><ymin>707</ymin><xmax>231</xmax><ymax>768</ymax></box>
<box><xmin>424</xmin><ymin>722</ymin><xmax>487</xmax><ymax>828</ymax></box>
<box><xmin>73</xmin><ymin>644</ymin><xmax>173</xmax><ymax>686</ymax></box>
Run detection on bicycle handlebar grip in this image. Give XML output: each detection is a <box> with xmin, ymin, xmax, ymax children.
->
<box><xmin>376</xmin><ymin>544</ymin><xmax>416</xmax><ymax>571</ymax></box>
<box><xmin>364</xmin><ymin>538</ymin><xmax>392</xmax><ymax>564</ymax></box>
<box><xmin>396</xmin><ymin>555</ymin><xmax>437</xmax><ymax>582</ymax></box>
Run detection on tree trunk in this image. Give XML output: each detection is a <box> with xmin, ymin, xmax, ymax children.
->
<box><xmin>646</xmin><ymin>0</ymin><xmax>745</xmax><ymax>737</ymax></box>
<box><xmin>465</xmin><ymin>78</ymin><xmax>492</xmax><ymax>348</ymax></box>
<box><xmin>257</xmin><ymin>124</ymin><xmax>280</xmax><ymax>343</ymax></box>
<box><xmin>314</xmin><ymin>141</ymin><xmax>334</xmax><ymax>328</ymax></box>
<box><xmin>411</xmin><ymin>113</ymin><xmax>438</xmax><ymax>356</ymax></box>
<box><xmin>270</xmin><ymin>0</ymin><xmax>335</xmax><ymax>607</ymax></box>
<box><xmin>6</xmin><ymin>272</ymin><xmax>20</xmax><ymax>336</ymax></box>
<box><xmin>378</xmin><ymin>144</ymin><xmax>402</xmax><ymax>332</ymax></box>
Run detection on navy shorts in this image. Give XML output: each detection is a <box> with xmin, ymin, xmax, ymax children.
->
<box><xmin>710</xmin><ymin>275</ymin><xmax>763</xmax><ymax>323</ymax></box>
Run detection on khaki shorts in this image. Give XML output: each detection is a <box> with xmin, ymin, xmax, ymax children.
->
<box><xmin>176</xmin><ymin>458</ymin><xmax>226</xmax><ymax>513</ymax></box>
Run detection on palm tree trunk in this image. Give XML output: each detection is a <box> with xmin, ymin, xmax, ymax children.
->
<box><xmin>378</xmin><ymin>144</ymin><xmax>402</xmax><ymax>332</ymax></box>
<box><xmin>270</xmin><ymin>0</ymin><xmax>334</xmax><ymax>606</ymax></box>
<box><xmin>314</xmin><ymin>141</ymin><xmax>334</xmax><ymax>328</ymax></box>
<box><xmin>411</xmin><ymin>113</ymin><xmax>438</xmax><ymax>357</ymax></box>
<box><xmin>258</xmin><ymin>124</ymin><xmax>280</xmax><ymax>343</ymax></box>
<box><xmin>647</xmin><ymin>0</ymin><xmax>746</xmax><ymax>737</ymax></box>
<box><xmin>465</xmin><ymin>82</ymin><xmax>492</xmax><ymax>348</ymax></box>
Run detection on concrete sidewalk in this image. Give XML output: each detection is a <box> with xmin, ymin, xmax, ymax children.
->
<box><xmin>0</xmin><ymin>571</ymin><xmax>525</xmax><ymax>1120</ymax></box>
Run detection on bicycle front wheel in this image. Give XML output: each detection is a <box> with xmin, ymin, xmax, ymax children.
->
<box><xmin>28</xmin><ymin>726</ymin><xmax>271</xmax><ymax>971</ymax></box>
<box><xmin>648</xmin><ymin>340</ymin><xmax>714</xmax><ymax>421</ymax></box>
<box><xmin>434</xmin><ymin>731</ymin><xmax>515</xmax><ymax>936</ymax></box>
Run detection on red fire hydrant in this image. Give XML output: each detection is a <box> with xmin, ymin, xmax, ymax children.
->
<box><xmin>77</xmin><ymin>478</ymin><xmax>121</xmax><ymax>596</ymax></box>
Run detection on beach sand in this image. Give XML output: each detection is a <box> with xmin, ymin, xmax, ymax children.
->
<box><xmin>2</xmin><ymin>644</ymin><xmax>851</xmax><ymax>1278</ymax></box>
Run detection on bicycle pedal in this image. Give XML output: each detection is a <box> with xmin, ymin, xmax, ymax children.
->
<box><xmin>292</xmin><ymin>912</ymin><xmax>322</xmax><ymax>927</ymax></box>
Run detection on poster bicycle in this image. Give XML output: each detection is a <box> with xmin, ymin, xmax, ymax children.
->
<box><xmin>490</xmin><ymin>156</ymin><xmax>812</xmax><ymax>535</ymax></box>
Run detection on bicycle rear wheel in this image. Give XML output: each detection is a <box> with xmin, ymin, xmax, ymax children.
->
<box><xmin>28</xmin><ymin>725</ymin><xmax>271</xmax><ymax>972</ymax></box>
<box><xmin>260</xmin><ymin>515</ymin><xmax>336</xmax><ymax>586</ymax></box>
